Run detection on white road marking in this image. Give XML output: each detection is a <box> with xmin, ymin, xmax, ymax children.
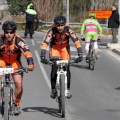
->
<box><xmin>31</xmin><ymin>39</ymin><xmax>35</xmax><ymax>46</ymax></box>
<box><xmin>37</xmin><ymin>41</ymin><xmax>42</xmax><ymax>43</ymax></box>
<box><xmin>107</xmin><ymin>51</ymin><xmax>120</xmax><ymax>61</ymax></box>
<box><xmin>35</xmin><ymin>50</ymin><xmax>51</xmax><ymax>89</ymax></box>
<box><xmin>35</xmin><ymin>50</ymin><xmax>73</xmax><ymax>120</ymax></box>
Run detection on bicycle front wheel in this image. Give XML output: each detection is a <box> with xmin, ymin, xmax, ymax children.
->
<box><xmin>60</xmin><ymin>74</ymin><xmax>65</xmax><ymax>118</ymax></box>
<box><xmin>4</xmin><ymin>87</ymin><xmax>10</xmax><ymax>120</ymax></box>
<box><xmin>9</xmin><ymin>88</ymin><xmax>14</xmax><ymax>115</ymax></box>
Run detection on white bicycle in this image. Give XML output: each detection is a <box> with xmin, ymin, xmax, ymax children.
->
<box><xmin>0</xmin><ymin>67</ymin><xmax>29</xmax><ymax>120</ymax></box>
<box><xmin>47</xmin><ymin>58</ymin><xmax>79</xmax><ymax>118</ymax></box>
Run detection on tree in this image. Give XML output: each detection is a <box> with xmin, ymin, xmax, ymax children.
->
<box><xmin>32</xmin><ymin>0</ymin><xmax>62</xmax><ymax>21</ymax></box>
<box><xmin>6</xmin><ymin>0</ymin><xmax>29</xmax><ymax>15</ymax></box>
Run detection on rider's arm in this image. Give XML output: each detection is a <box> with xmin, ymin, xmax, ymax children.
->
<box><xmin>97</xmin><ymin>23</ymin><xmax>102</xmax><ymax>35</ymax></box>
<box><xmin>68</xmin><ymin>26</ymin><xmax>82</xmax><ymax>55</ymax></box>
<box><xmin>81</xmin><ymin>21</ymin><xmax>86</xmax><ymax>35</ymax></box>
<box><xmin>15</xmin><ymin>35</ymin><xmax>34</xmax><ymax>65</ymax></box>
<box><xmin>41</xmin><ymin>28</ymin><xmax>52</xmax><ymax>57</ymax></box>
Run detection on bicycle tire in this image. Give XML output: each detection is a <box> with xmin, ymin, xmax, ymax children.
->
<box><xmin>89</xmin><ymin>50</ymin><xmax>95</xmax><ymax>70</ymax></box>
<box><xmin>3</xmin><ymin>87</ymin><xmax>10</xmax><ymax>120</ymax></box>
<box><xmin>58</xmin><ymin>97</ymin><xmax>61</xmax><ymax>113</ymax></box>
<box><xmin>1</xmin><ymin>87</ymin><xmax>4</xmax><ymax>115</ymax></box>
<box><xmin>88</xmin><ymin>42</ymin><xmax>95</xmax><ymax>70</ymax></box>
<box><xmin>9</xmin><ymin>88</ymin><xmax>14</xmax><ymax>115</ymax></box>
<box><xmin>60</xmin><ymin>74</ymin><xmax>65</xmax><ymax>118</ymax></box>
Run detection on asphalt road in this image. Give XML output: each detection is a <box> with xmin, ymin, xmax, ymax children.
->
<box><xmin>0</xmin><ymin>30</ymin><xmax>120</xmax><ymax>120</ymax></box>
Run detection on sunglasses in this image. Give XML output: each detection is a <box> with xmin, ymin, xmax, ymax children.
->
<box><xmin>4</xmin><ymin>31</ymin><xmax>15</xmax><ymax>34</ymax></box>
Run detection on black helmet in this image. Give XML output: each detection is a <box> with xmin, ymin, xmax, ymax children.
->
<box><xmin>54</xmin><ymin>15</ymin><xmax>66</xmax><ymax>26</ymax></box>
<box><xmin>2</xmin><ymin>21</ymin><xmax>17</xmax><ymax>31</ymax></box>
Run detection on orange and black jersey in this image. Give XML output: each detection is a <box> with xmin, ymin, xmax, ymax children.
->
<box><xmin>0</xmin><ymin>34</ymin><xmax>34</xmax><ymax>65</ymax></box>
<box><xmin>41</xmin><ymin>24</ymin><xmax>82</xmax><ymax>57</ymax></box>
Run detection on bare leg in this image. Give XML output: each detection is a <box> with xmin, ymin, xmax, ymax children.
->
<box><xmin>13</xmin><ymin>74</ymin><xmax>23</xmax><ymax>106</ymax></box>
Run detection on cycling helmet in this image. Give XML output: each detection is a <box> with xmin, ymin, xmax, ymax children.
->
<box><xmin>89</xmin><ymin>12</ymin><xmax>96</xmax><ymax>18</ymax></box>
<box><xmin>54</xmin><ymin>15</ymin><xmax>66</xmax><ymax>26</ymax></box>
<box><xmin>2</xmin><ymin>21</ymin><xmax>17</xmax><ymax>31</ymax></box>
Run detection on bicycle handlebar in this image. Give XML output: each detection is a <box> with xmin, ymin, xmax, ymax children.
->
<box><xmin>17</xmin><ymin>67</ymin><xmax>30</xmax><ymax>73</ymax></box>
<box><xmin>0</xmin><ymin>67</ymin><xmax>30</xmax><ymax>75</ymax></box>
<box><xmin>47</xmin><ymin>58</ymin><xmax>78</xmax><ymax>66</ymax></box>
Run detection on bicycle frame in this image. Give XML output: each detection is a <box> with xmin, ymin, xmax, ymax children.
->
<box><xmin>56</xmin><ymin>60</ymin><xmax>68</xmax><ymax>98</ymax></box>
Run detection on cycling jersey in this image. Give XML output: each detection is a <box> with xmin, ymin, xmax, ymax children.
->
<box><xmin>81</xmin><ymin>18</ymin><xmax>102</xmax><ymax>35</ymax></box>
<box><xmin>0</xmin><ymin>34</ymin><xmax>34</xmax><ymax>65</ymax></box>
<box><xmin>81</xmin><ymin>18</ymin><xmax>102</xmax><ymax>42</ymax></box>
<box><xmin>41</xmin><ymin>24</ymin><xmax>82</xmax><ymax>59</ymax></box>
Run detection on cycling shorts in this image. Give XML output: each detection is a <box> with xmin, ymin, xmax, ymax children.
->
<box><xmin>49</xmin><ymin>45</ymin><xmax>70</xmax><ymax>60</ymax></box>
<box><xmin>85</xmin><ymin>32</ymin><xmax>98</xmax><ymax>42</ymax></box>
<box><xmin>0</xmin><ymin>57</ymin><xmax>22</xmax><ymax>75</ymax></box>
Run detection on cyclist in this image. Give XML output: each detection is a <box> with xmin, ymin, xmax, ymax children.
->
<box><xmin>40</xmin><ymin>15</ymin><xmax>83</xmax><ymax>99</ymax></box>
<box><xmin>81</xmin><ymin>12</ymin><xmax>102</xmax><ymax>62</ymax></box>
<box><xmin>0</xmin><ymin>21</ymin><xmax>34</xmax><ymax>115</ymax></box>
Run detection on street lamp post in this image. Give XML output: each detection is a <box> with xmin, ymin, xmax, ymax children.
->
<box><xmin>66</xmin><ymin>0</ymin><xmax>69</xmax><ymax>24</ymax></box>
<box><xmin>118</xmin><ymin>0</ymin><xmax>120</xmax><ymax>43</ymax></box>
<box><xmin>63</xmin><ymin>0</ymin><xmax>69</xmax><ymax>24</ymax></box>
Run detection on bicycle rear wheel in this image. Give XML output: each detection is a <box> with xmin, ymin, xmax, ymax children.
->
<box><xmin>3</xmin><ymin>87</ymin><xmax>10</xmax><ymax>120</ymax></box>
<box><xmin>59</xmin><ymin>74</ymin><xmax>65</xmax><ymax>118</ymax></box>
<box><xmin>89</xmin><ymin>50</ymin><xmax>95</xmax><ymax>70</ymax></box>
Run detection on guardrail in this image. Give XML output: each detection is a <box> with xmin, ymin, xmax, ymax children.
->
<box><xmin>38</xmin><ymin>21</ymin><xmax>108</xmax><ymax>28</ymax></box>
<box><xmin>16</xmin><ymin>20</ymin><xmax>108</xmax><ymax>28</ymax></box>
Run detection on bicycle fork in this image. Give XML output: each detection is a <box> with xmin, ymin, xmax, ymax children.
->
<box><xmin>56</xmin><ymin>71</ymin><xmax>67</xmax><ymax>98</ymax></box>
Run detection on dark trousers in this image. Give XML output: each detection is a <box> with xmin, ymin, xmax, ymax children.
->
<box><xmin>51</xmin><ymin>64</ymin><xmax>71</xmax><ymax>90</ymax></box>
<box><xmin>24</xmin><ymin>19</ymin><xmax>34</xmax><ymax>37</ymax></box>
<box><xmin>111</xmin><ymin>28</ymin><xmax>118</xmax><ymax>43</ymax></box>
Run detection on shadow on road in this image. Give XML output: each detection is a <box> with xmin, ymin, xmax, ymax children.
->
<box><xmin>98</xmin><ymin>42</ymin><xmax>108</xmax><ymax>49</ymax></box>
<box><xmin>115</xmin><ymin>87</ymin><xmax>120</xmax><ymax>90</ymax></box>
<box><xmin>22</xmin><ymin>106</ymin><xmax>62</xmax><ymax>118</ymax></box>
<box><xmin>71</xmin><ymin>64</ymin><xmax>90</xmax><ymax>70</ymax></box>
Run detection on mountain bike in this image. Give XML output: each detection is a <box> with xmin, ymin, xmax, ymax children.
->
<box><xmin>47</xmin><ymin>58</ymin><xmax>78</xmax><ymax>118</ymax></box>
<box><xmin>0</xmin><ymin>66</ymin><xmax>29</xmax><ymax>120</ymax></box>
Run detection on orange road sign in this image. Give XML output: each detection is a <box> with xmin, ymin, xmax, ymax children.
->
<box><xmin>88</xmin><ymin>10</ymin><xmax>112</xmax><ymax>19</ymax></box>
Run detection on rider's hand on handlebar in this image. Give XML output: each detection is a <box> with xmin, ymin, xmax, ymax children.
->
<box><xmin>28</xmin><ymin>64</ymin><xmax>34</xmax><ymax>71</ymax></box>
<box><xmin>80</xmin><ymin>34</ymin><xmax>85</xmax><ymax>41</ymax></box>
<box><xmin>75</xmin><ymin>54</ymin><xmax>83</xmax><ymax>63</ymax></box>
<box><xmin>41</xmin><ymin>56</ymin><xmax>48</xmax><ymax>64</ymax></box>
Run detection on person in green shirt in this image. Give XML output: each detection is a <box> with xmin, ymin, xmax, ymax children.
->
<box><xmin>81</xmin><ymin>12</ymin><xmax>102</xmax><ymax>62</ymax></box>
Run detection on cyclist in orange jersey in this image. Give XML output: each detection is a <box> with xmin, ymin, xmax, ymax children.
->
<box><xmin>40</xmin><ymin>16</ymin><xmax>83</xmax><ymax>99</ymax></box>
<box><xmin>0</xmin><ymin>21</ymin><xmax>34</xmax><ymax>115</ymax></box>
